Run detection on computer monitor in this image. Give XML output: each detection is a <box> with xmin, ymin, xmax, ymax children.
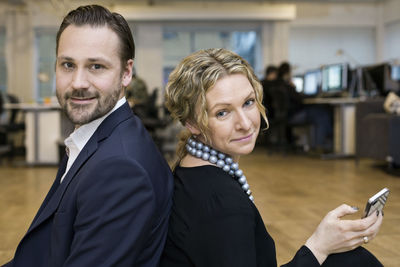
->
<box><xmin>303</xmin><ymin>69</ymin><xmax>321</xmax><ymax>96</ymax></box>
<box><xmin>321</xmin><ymin>63</ymin><xmax>349</xmax><ymax>94</ymax></box>
<box><xmin>292</xmin><ymin>76</ymin><xmax>304</xmax><ymax>93</ymax></box>
<box><xmin>362</xmin><ymin>63</ymin><xmax>399</xmax><ymax>95</ymax></box>
<box><xmin>391</xmin><ymin>65</ymin><xmax>400</xmax><ymax>81</ymax></box>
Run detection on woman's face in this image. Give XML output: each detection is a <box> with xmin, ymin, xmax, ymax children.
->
<box><xmin>201</xmin><ymin>73</ymin><xmax>260</xmax><ymax>162</ymax></box>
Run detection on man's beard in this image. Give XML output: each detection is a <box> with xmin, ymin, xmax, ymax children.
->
<box><xmin>57</xmin><ymin>87</ymin><xmax>121</xmax><ymax>126</ymax></box>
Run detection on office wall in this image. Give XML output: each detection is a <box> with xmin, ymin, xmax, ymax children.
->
<box><xmin>383</xmin><ymin>0</ymin><xmax>400</xmax><ymax>25</ymax></box>
<box><xmin>383</xmin><ymin>0</ymin><xmax>400</xmax><ymax>63</ymax></box>
<box><xmin>133</xmin><ymin>23</ymin><xmax>163</xmax><ymax>96</ymax></box>
<box><xmin>3</xmin><ymin>6</ymin><xmax>35</xmax><ymax>103</ymax></box>
<box><xmin>1</xmin><ymin>1</ymin><xmax>400</xmax><ymax>102</ymax></box>
<box><xmin>117</xmin><ymin>2</ymin><xmax>296</xmax><ymax>88</ymax></box>
<box><xmin>289</xmin><ymin>27</ymin><xmax>376</xmax><ymax>74</ymax></box>
<box><xmin>288</xmin><ymin>2</ymin><xmax>377</xmax><ymax>74</ymax></box>
<box><xmin>384</xmin><ymin>21</ymin><xmax>400</xmax><ymax>62</ymax></box>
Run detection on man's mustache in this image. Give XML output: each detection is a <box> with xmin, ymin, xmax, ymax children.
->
<box><xmin>65</xmin><ymin>90</ymin><xmax>99</xmax><ymax>100</ymax></box>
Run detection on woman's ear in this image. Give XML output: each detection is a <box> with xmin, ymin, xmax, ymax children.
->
<box><xmin>185</xmin><ymin>121</ymin><xmax>201</xmax><ymax>135</ymax></box>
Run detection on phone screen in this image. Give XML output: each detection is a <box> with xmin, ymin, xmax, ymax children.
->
<box><xmin>363</xmin><ymin>188</ymin><xmax>389</xmax><ymax>218</ymax></box>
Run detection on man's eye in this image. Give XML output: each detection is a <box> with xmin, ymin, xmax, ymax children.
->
<box><xmin>91</xmin><ymin>64</ymin><xmax>103</xmax><ymax>70</ymax></box>
<box><xmin>62</xmin><ymin>62</ymin><xmax>74</xmax><ymax>69</ymax></box>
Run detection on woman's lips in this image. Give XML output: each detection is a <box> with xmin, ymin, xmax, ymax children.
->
<box><xmin>232</xmin><ymin>133</ymin><xmax>253</xmax><ymax>142</ymax></box>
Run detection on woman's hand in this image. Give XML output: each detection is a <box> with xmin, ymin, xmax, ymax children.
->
<box><xmin>305</xmin><ymin>204</ymin><xmax>383</xmax><ymax>265</ymax></box>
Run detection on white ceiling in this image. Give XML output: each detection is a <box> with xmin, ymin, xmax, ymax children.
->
<box><xmin>0</xmin><ymin>0</ymin><xmax>386</xmax><ymax>4</ymax></box>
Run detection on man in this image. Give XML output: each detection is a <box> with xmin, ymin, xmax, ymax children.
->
<box><xmin>3</xmin><ymin>5</ymin><xmax>173</xmax><ymax>267</ymax></box>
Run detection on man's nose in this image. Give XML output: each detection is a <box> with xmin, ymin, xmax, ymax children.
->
<box><xmin>71</xmin><ymin>68</ymin><xmax>90</xmax><ymax>89</ymax></box>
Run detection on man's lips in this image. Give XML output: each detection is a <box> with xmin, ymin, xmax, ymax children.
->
<box><xmin>69</xmin><ymin>97</ymin><xmax>96</xmax><ymax>105</ymax></box>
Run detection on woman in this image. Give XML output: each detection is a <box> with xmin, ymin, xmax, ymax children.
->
<box><xmin>160</xmin><ymin>48</ymin><xmax>383</xmax><ymax>266</ymax></box>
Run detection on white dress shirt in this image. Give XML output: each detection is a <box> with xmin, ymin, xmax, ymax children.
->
<box><xmin>60</xmin><ymin>97</ymin><xmax>126</xmax><ymax>183</ymax></box>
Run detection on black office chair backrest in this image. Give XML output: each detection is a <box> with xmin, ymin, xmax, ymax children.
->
<box><xmin>268</xmin><ymin>83</ymin><xmax>290</xmax><ymax>123</ymax></box>
<box><xmin>0</xmin><ymin>92</ymin><xmax>4</xmax><ymax>116</ymax></box>
<box><xmin>6</xmin><ymin>94</ymin><xmax>20</xmax><ymax>124</ymax></box>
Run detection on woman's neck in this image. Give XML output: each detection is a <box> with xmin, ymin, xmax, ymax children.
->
<box><xmin>180</xmin><ymin>154</ymin><xmax>213</xmax><ymax>167</ymax></box>
<box><xmin>180</xmin><ymin>153</ymin><xmax>240</xmax><ymax>168</ymax></box>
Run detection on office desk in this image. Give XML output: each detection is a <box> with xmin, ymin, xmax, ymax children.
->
<box><xmin>303</xmin><ymin>97</ymin><xmax>360</xmax><ymax>157</ymax></box>
<box><xmin>5</xmin><ymin>103</ymin><xmax>62</xmax><ymax>165</ymax></box>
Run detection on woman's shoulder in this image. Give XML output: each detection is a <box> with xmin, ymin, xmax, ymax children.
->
<box><xmin>174</xmin><ymin>164</ymin><xmax>243</xmax><ymax>194</ymax></box>
<box><xmin>172</xmin><ymin>165</ymin><xmax>253</xmax><ymax>216</ymax></box>
<box><xmin>175</xmin><ymin>164</ymin><xmax>228</xmax><ymax>180</ymax></box>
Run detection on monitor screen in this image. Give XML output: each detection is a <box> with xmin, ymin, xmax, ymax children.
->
<box><xmin>391</xmin><ymin>65</ymin><xmax>400</xmax><ymax>81</ymax></box>
<box><xmin>303</xmin><ymin>70</ymin><xmax>321</xmax><ymax>96</ymax></box>
<box><xmin>321</xmin><ymin>63</ymin><xmax>348</xmax><ymax>93</ymax></box>
<box><xmin>362</xmin><ymin>63</ymin><xmax>397</xmax><ymax>94</ymax></box>
<box><xmin>292</xmin><ymin>76</ymin><xmax>304</xmax><ymax>93</ymax></box>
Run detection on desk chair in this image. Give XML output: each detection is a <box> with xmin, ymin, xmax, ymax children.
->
<box><xmin>0</xmin><ymin>125</ymin><xmax>11</xmax><ymax>163</ymax></box>
<box><xmin>266</xmin><ymin>85</ymin><xmax>289</xmax><ymax>151</ymax></box>
<box><xmin>263</xmin><ymin>84</ymin><xmax>313</xmax><ymax>153</ymax></box>
<box><xmin>0</xmin><ymin>93</ymin><xmax>25</xmax><ymax>161</ymax></box>
<box><xmin>356</xmin><ymin>98</ymin><xmax>400</xmax><ymax>170</ymax></box>
<box><xmin>131</xmin><ymin>89</ymin><xmax>171</xmax><ymax>155</ymax></box>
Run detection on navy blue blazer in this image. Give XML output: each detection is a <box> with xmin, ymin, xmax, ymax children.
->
<box><xmin>3</xmin><ymin>103</ymin><xmax>174</xmax><ymax>267</ymax></box>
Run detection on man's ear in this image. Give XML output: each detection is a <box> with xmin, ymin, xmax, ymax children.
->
<box><xmin>185</xmin><ymin>121</ymin><xmax>201</xmax><ymax>135</ymax></box>
<box><xmin>122</xmin><ymin>59</ymin><xmax>134</xmax><ymax>87</ymax></box>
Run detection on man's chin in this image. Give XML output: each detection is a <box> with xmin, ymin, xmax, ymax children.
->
<box><xmin>66</xmin><ymin>107</ymin><xmax>97</xmax><ymax>125</ymax></box>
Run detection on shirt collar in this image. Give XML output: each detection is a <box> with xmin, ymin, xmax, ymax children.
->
<box><xmin>64</xmin><ymin>97</ymin><xmax>126</xmax><ymax>152</ymax></box>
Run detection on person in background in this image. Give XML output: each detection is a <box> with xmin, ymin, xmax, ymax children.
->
<box><xmin>261</xmin><ymin>65</ymin><xmax>278</xmax><ymax>120</ymax></box>
<box><xmin>277</xmin><ymin>62</ymin><xmax>303</xmax><ymax>121</ymax></box>
<box><xmin>2</xmin><ymin>5</ymin><xmax>173</xmax><ymax>267</ymax></box>
<box><xmin>125</xmin><ymin>67</ymin><xmax>149</xmax><ymax>107</ymax></box>
<box><xmin>160</xmin><ymin>48</ymin><xmax>383</xmax><ymax>267</ymax></box>
<box><xmin>277</xmin><ymin>61</ymin><xmax>333</xmax><ymax>151</ymax></box>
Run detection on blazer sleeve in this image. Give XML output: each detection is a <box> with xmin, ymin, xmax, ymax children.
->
<box><xmin>281</xmin><ymin>246</ymin><xmax>320</xmax><ymax>267</ymax></box>
<box><xmin>63</xmin><ymin>156</ymin><xmax>156</xmax><ymax>267</ymax></box>
<box><xmin>1</xmin><ymin>260</ymin><xmax>13</xmax><ymax>267</ymax></box>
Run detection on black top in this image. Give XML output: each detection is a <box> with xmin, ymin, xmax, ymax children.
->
<box><xmin>160</xmin><ymin>165</ymin><xmax>319</xmax><ymax>267</ymax></box>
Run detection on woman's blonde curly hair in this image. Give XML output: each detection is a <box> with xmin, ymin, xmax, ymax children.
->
<box><xmin>165</xmin><ymin>48</ymin><xmax>268</xmax><ymax>168</ymax></box>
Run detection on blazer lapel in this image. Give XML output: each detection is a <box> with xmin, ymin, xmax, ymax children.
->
<box><xmin>29</xmin><ymin>154</ymin><xmax>68</xmax><ymax>226</ymax></box>
<box><xmin>25</xmin><ymin>103</ymin><xmax>133</xmax><ymax>235</ymax></box>
<box><xmin>26</xmin><ymin>140</ymin><xmax>98</xmax><ymax>234</ymax></box>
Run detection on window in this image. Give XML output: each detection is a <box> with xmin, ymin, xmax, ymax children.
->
<box><xmin>35</xmin><ymin>28</ymin><xmax>57</xmax><ymax>101</ymax></box>
<box><xmin>163</xmin><ymin>27</ymin><xmax>261</xmax><ymax>86</ymax></box>
<box><xmin>0</xmin><ymin>28</ymin><xmax>6</xmax><ymax>93</ymax></box>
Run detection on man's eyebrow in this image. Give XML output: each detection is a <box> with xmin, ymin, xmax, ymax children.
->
<box><xmin>57</xmin><ymin>56</ymin><xmax>73</xmax><ymax>61</ymax></box>
<box><xmin>56</xmin><ymin>56</ymin><xmax>112</xmax><ymax>65</ymax></box>
<box><xmin>87</xmin><ymin>57</ymin><xmax>111</xmax><ymax>64</ymax></box>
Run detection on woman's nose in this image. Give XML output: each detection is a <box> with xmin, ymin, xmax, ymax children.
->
<box><xmin>236</xmin><ymin>110</ymin><xmax>252</xmax><ymax>131</ymax></box>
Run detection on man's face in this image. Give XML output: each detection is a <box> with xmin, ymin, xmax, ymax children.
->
<box><xmin>56</xmin><ymin>25</ymin><xmax>133</xmax><ymax>126</ymax></box>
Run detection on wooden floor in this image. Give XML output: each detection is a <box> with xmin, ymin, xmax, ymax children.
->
<box><xmin>1</xmin><ymin>148</ymin><xmax>399</xmax><ymax>266</ymax></box>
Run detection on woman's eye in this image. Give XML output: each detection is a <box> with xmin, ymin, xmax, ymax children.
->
<box><xmin>216</xmin><ymin>110</ymin><xmax>228</xmax><ymax>118</ymax></box>
<box><xmin>244</xmin><ymin>98</ymin><xmax>255</xmax><ymax>107</ymax></box>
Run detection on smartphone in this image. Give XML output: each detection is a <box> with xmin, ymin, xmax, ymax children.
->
<box><xmin>362</xmin><ymin>188</ymin><xmax>389</xmax><ymax>218</ymax></box>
